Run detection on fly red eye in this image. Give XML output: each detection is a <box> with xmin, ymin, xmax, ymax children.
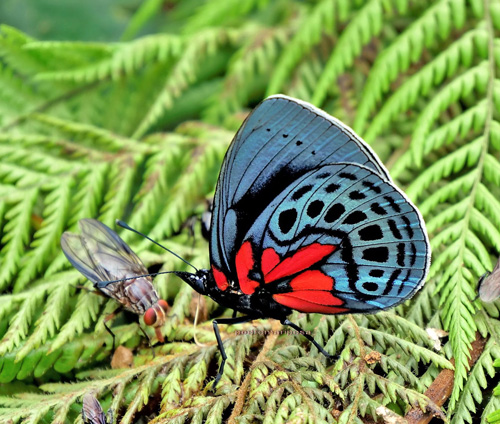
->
<box><xmin>144</xmin><ymin>308</ymin><xmax>156</xmax><ymax>326</ymax></box>
<box><xmin>158</xmin><ymin>299</ymin><xmax>169</xmax><ymax>312</ymax></box>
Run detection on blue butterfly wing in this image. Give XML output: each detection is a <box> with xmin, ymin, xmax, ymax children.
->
<box><xmin>211</xmin><ymin>95</ymin><xmax>392</xmax><ymax>277</ymax></box>
<box><xmin>240</xmin><ymin>163</ymin><xmax>430</xmax><ymax>313</ymax></box>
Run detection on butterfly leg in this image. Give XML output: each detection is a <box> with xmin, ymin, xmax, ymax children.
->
<box><xmin>212</xmin><ymin>315</ymin><xmax>256</xmax><ymax>389</ymax></box>
<box><xmin>280</xmin><ymin>318</ymin><xmax>335</xmax><ymax>360</ymax></box>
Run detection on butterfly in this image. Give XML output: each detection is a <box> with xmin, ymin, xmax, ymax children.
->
<box><xmin>82</xmin><ymin>394</ymin><xmax>112</xmax><ymax>424</ymax></box>
<box><xmin>61</xmin><ymin>219</ymin><xmax>169</xmax><ymax>348</ymax></box>
<box><xmin>477</xmin><ymin>257</ymin><xmax>500</xmax><ymax>302</ymax></box>
<box><xmin>165</xmin><ymin>95</ymin><xmax>431</xmax><ymax>387</ymax></box>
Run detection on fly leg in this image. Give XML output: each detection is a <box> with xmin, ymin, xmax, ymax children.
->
<box><xmin>103</xmin><ymin>313</ymin><xmax>118</xmax><ymax>354</ymax></box>
<box><xmin>72</xmin><ymin>284</ymin><xmax>104</xmax><ymax>296</ymax></box>
<box><xmin>136</xmin><ymin>319</ymin><xmax>155</xmax><ymax>358</ymax></box>
<box><xmin>212</xmin><ymin>315</ymin><xmax>256</xmax><ymax>390</ymax></box>
<box><xmin>280</xmin><ymin>318</ymin><xmax>336</xmax><ymax>360</ymax></box>
<box><xmin>102</xmin><ymin>306</ymin><xmax>124</xmax><ymax>353</ymax></box>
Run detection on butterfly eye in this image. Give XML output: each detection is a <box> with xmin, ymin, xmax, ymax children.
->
<box><xmin>144</xmin><ymin>308</ymin><xmax>157</xmax><ymax>326</ymax></box>
<box><xmin>158</xmin><ymin>299</ymin><xmax>169</xmax><ymax>312</ymax></box>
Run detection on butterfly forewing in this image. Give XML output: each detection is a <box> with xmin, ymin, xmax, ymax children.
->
<box><xmin>211</xmin><ymin>95</ymin><xmax>392</xmax><ymax>280</ymax></box>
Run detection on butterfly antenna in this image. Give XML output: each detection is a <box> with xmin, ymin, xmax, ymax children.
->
<box><xmin>116</xmin><ymin>220</ymin><xmax>198</xmax><ymax>272</ymax></box>
<box><xmin>95</xmin><ymin>271</ymin><xmax>178</xmax><ymax>287</ymax></box>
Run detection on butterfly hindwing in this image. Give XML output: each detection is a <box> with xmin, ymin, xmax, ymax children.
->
<box><xmin>241</xmin><ymin>163</ymin><xmax>429</xmax><ymax>314</ymax></box>
<box><xmin>211</xmin><ymin>95</ymin><xmax>392</xmax><ymax>278</ymax></box>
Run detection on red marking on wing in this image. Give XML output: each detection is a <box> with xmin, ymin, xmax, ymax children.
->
<box><xmin>212</xmin><ymin>265</ymin><xmax>229</xmax><ymax>291</ymax></box>
<box><xmin>273</xmin><ymin>292</ymin><xmax>348</xmax><ymax>314</ymax></box>
<box><xmin>264</xmin><ymin>243</ymin><xmax>336</xmax><ymax>283</ymax></box>
<box><xmin>290</xmin><ymin>270</ymin><xmax>334</xmax><ymax>291</ymax></box>
<box><xmin>261</xmin><ymin>248</ymin><xmax>280</xmax><ymax>276</ymax></box>
<box><xmin>236</xmin><ymin>241</ymin><xmax>260</xmax><ymax>295</ymax></box>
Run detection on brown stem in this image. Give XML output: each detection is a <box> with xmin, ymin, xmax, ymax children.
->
<box><xmin>405</xmin><ymin>332</ymin><xmax>487</xmax><ymax>424</ymax></box>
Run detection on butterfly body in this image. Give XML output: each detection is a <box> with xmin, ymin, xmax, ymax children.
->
<box><xmin>176</xmin><ymin>269</ymin><xmax>292</xmax><ymax>320</ymax></box>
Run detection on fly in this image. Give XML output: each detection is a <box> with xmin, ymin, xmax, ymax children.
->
<box><xmin>82</xmin><ymin>393</ymin><xmax>112</xmax><ymax>424</ymax></box>
<box><xmin>478</xmin><ymin>257</ymin><xmax>500</xmax><ymax>302</ymax></box>
<box><xmin>61</xmin><ymin>219</ymin><xmax>169</xmax><ymax>348</ymax></box>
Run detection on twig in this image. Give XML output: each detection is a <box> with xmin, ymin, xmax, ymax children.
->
<box><xmin>405</xmin><ymin>332</ymin><xmax>487</xmax><ymax>424</ymax></box>
<box><xmin>227</xmin><ymin>320</ymin><xmax>281</xmax><ymax>424</ymax></box>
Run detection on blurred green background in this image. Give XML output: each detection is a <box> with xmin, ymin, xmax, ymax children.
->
<box><xmin>0</xmin><ymin>0</ymin><xmax>182</xmax><ymax>41</ymax></box>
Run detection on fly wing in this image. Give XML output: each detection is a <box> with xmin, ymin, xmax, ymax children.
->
<box><xmin>478</xmin><ymin>259</ymin><xmax>500</xmax><ymax>302</ymax></box>
<box><xmin>79</xmin><ymin>219</ymin><xmax>146</xmax><ymax>271</ymax></box>
<box><xmin>82</xmin><ymin>394</ymin><xmax>107</xmax><ymax>424</ymax></box>
<box><xmin>61</xmin><ymin>219</ymin><xmax>148</xmax><ymax>287</ymax></box>
<box><xmin>61</xmin><ymin>232</ymin><xmax>104</xmax><ymax>284</ymax></box>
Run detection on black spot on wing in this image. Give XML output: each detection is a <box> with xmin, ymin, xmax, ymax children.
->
<box><xmin>384</xmin><ymin>196</ymin><xmax>401</xmax><ymax>213</ymax></box>
<box><xmin>397</xmin><ymin>269</ymin><xmax>411</xmax><ymax>295</ymax></box>
<box><xmin>325</xmin><ymin>203</ymin><xmax>345</xmax><ymax>223</ymax></box>
<box><xmin>363</xmin><ymin>282</ymin><xmax>379</xmax><ymax>292</ymax></box>
<box><xmin>292</xmin><ymin>184</ymin><xmax>313</xmax><ymax>200</ymax></box>
<box><xmin>339</xmin><ymin>172</ymin><xmax>357</xmax><ymax>180</ymax></box>
<box><xmin>397</xmin><ymin>243</ymin><xmax>405</xmax><ymax>266</ymax></box>
<box><xmin>279</xmin><ymin>209</ymin><xmax>297</xmax><ymax>234</ymax></box>
<box><xmin>369</xmin><ymin>269</ymin><xmax>384</xmax><ymax>278</ymax></box>
<box><xmin>401</xmin><ymin>216</ymin><xmax>414</xmax><ymax>238</ymax></box>
<box><xmin>358</xmin><ymin>225</ymin><xmax>383</xmax><ymax>241</ymax></box>
<box><xmin>362</xmin><ymin>180</ymin><xmax>382</xmax><ymax>194</ymax></box>
<box><xmin>349</xmin><ymin>190</ymin><xmax>366</xmax><ymax>200</ymax></box>
<box><xmin>371</xmin><ymin>203</ymin><xmax>387</xmax><ymax>216</ymax></box>
<box><xmin>388</xmin><ymin>219</ymin><xmax>402</xmax><ymax>239</ymax></box>
<box><xmin>410</xmin><ymin>242</ymin><xmax>417</xmax><ymax>266</ymax></box>
<box><xmin>307</xmin><ymin>200</ymin><xmax>324</xmax><ymax>218</ymax></box>
<box><xmin>317</xmin><ymin>172</ymin><xmax>330</xmax><ymax>179</ymax></box>
<box><xmin>383</xmin><ymin>269</ymin><xmax>402</xmax><ymax>295</ymax></box>
<box><xmin>325</xmin><ymin>183</ymin><xmax>340</xmax><ymax>193</ymax></box>
<box><xmin>343</xmin><ymin>211</ymin><xmax>367</xmax><ymax>225</ymax></box>
<box><xmin>362</xmin><ymin>247</ymin><xmax>389</xmax><ymax>263</ymax></box>
<box><xmin>339</xmin><ymin>238</ymin><xmax>359</xmax><ymax>294</ymax></box>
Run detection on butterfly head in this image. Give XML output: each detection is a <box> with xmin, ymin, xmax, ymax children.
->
<box><xmin>174</xmin><ymin>270</ymin><xmax>210</xmax><ymax>295</ymax></box>
<box><xmin>143</xmin><ymin>299</ymin><xmax>169</xmax><ymax>342</ymax></box>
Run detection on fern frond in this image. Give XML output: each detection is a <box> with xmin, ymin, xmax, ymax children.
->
<box><xmin>312</xmin><ymin>0</ymin><xmax>386</xmax><ymax>106</ymax></box>
<box><xmin>14</xmin><ymin>178</ymin><xmax>73</xmax><ymax>292</ymax></box>
<box><xmin>453</xmin><ymin>336</ymin><xmax>500</xmax><ymax>424</ymax></box>
<box><xmin>354</xmin><ymin>0</ymin><xmax>470</xmax><ymax>134</ymax></box>
<box><xmin>133</xmin><ymin>28</ymin><xmax>241</xmax><ymax>137</ymax></box>
<box><xmin>34</xmin><ymin>34</ymin><xmax>181</xmax><ymax>83</ymax></box>
<box><xmin>0</xmin><ymin>189</ymin><xmax>39</xmax><ymax>291</ymax></box>
<box><xmin>364</xmin><ymin>27</ymin><xmax>488</xmax><ymax>143</ymax></box>
<box><xmin>266</xmin><ymin>0</ymin><xmax>347</xmax><ymax>96</ymax></box>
